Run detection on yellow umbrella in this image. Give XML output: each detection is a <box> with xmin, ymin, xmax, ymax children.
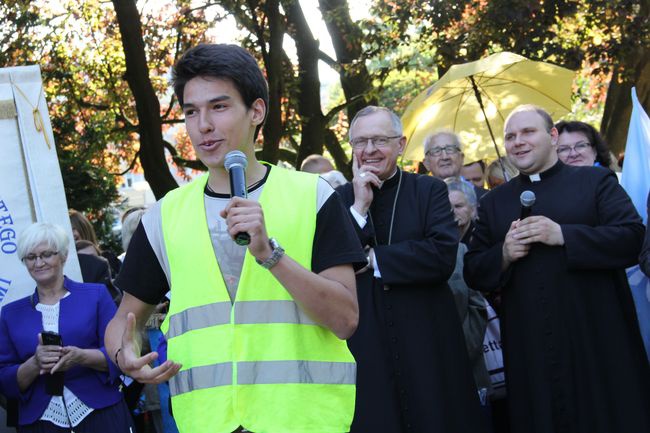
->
<box><xmin>401</xmin><ymin>52</ymin><xmax>575</xmax><ymax>164</ymax></box>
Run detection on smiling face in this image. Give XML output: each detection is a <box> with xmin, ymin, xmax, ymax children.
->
<box><xmin>423</xmin><ymin>133</ymin><xmax>464</xmax><ymax>179</ymax></box>
<box><xmin>24</xmin><ymin>241</ymin><xmax>66</xmax><ymax>288</ymax></box>
<box><xmin>350</xmin><ymin>111</ymin><xmax>405</xmax><ymax>180</ymax></box>
<box><xmin>182</xmin><ymin>76</ymin><xmax>265</xmax><ymax>174</ymax></box>
<box><xmin>557</xmin><ymin>130</ymin><xmax>597</xmax><ymax>166</ymax></box>
<box><xmin>504</xmin><ymin>110</ymin><xmax>558</xmax><ymax>175</ymax></box>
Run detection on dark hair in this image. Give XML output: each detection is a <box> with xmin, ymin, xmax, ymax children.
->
<box><xmin>463</xmin><ymin>159</ymin><xmax>486</xmax><ymax>172</ymax></box>
<box><xmin>172</xmin><ymin>44</ymin><xmax>269</xmax><ymax>136</ymax></box>
<box><xmin>555</xmin><ymin>120</ymin><xmax>612</xmax><ymax>167</ymax></box>
<box><xmin>75</xmin><ymin>239</ymin><xmax>101</xmax><ymax>255</ymax></box>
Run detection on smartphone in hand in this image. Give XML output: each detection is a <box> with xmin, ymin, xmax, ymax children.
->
<box><xmin>40</xmin><ymin>331</ymin><xmax>64</xmax><ymax>396</ymax></box>
<box><xmin>41</xmin><ymin>331</ymin><xmax>62</xmax><ymax>347</ymax></box>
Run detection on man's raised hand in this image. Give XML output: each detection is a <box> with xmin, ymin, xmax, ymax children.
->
<box><xmin>116</xmin><ymin>312</ymin><xmax>181</xmax><ymax>384</ymax></box>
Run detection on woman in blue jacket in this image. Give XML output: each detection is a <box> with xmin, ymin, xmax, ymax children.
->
<box><xmin>0</xmin><ymin>222</ymin><xmax>133</xmax><ymax>432</ymax></box>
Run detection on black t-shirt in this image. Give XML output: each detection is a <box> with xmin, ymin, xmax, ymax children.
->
<box><xmin>115</xmin><ymin>169</ymin><xmax>365</xmax><ymax>305</ymax></box>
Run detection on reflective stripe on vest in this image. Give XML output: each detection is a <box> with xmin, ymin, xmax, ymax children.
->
<box><xmin>170</xmin><ymin>360</ymin><xmax>356</xmax><ymax>396</ymax></box>
<box><xmin>160</xmin><ymin>166</ymin><xmax>356</xmax><ymax>433</ymax></box>
<box><xmin>166</xmin><ymin>301</ymin><xmax>232</xmax><ymax>339</ymax></box>
<box><xmin>170</xmin><ymin>362</ymin><xmax>233</xmax><ymax>395</ymax></box>
<box><xmin>237</xmin><ymin>360</ymin><xmax>356</xmax><ymax>385</ymax></box>
<box><xmin>166</xmin><ymin>299</ymin><xmax>317</xmax><ymax>339</ymax></box>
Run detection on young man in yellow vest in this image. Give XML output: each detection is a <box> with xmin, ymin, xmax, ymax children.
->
<box><xmin>105</xmin><ymin>44</ymin><xmax>364</xmax><ymax>433</ymax></box>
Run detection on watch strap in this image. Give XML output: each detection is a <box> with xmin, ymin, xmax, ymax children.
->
<box><xmin>255</xmin><ymin>238</ymin><xmax>285</xmax><ymax>269</ymax></box>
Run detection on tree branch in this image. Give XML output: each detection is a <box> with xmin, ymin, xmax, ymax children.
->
<box><xmin>256</xmin><ymin>148</ymin><xmax>297</xmax><ymax>165</ymax></box>
<box><xmin>109</xmin><ymin>150</ymin><xmax>140</xmax><ymax>176</ymax></box>
<box><xmin>287</xmin><ymin>135</ymin><xmax>300</xmax><ymax>151</ymax></box>
<box><xmin>162</xmin><ymin>118</ymin><xmax>185</xmax><ymax>125</ymax></box>
<box><xmin>187</xmin><ymin>2</ymin><xmax>222</xmax><ymax>13</ymax></box>
<box><xmin>161</xmin><ymin>94</ymin><xmax>177</xmax><ymax>120</ymax></box>
<box><xmin>163</xmin><ymin>140</ymin><xmax>207</xmax><ymax>171</ymax></box>
<box><xmin>318</xmin><ymin>50</ymin><xmax>339</xmax><ymax>70</ymax></box>
<box><xmin>323</xmin><ymin>93</ymin><xmax>366</xmax><ymax>123</ymax></box>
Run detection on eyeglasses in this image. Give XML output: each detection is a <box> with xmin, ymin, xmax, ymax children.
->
<box><xmin>425</xmin><ymin>145</ymin><xmax>461</xmax><ymax>157</ymax></box>
<box><xmin>22</xmin><ymin>251</ymin><xmax>59</xmax><ymax>264</ymax></box>
<box><xmin>557</xmin><ymin>141</ymin><xmax>591</xmax><ymax>155</ymax></box>
<box><xmin>350</xmin><ymin>135</ymin><xmax>401</xmax><ymax>149</ymax></box>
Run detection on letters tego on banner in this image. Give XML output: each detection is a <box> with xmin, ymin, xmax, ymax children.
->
<box><xmin>0</xmin><ymin>65</ymin><xmax>81</xmax><ymax>308</ymax></box>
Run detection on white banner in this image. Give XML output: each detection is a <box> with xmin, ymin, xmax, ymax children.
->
<box><xmin>483</xmin><ymin>301</ymin><xmax>505</xmax><ymax>399</ymax></box>
<box><xmin>620</xmin><ymin>87</ymin><xmax>650</xmax><ymax>360</ymax></box>
<box><xmin>0</xmin><ymin>65</ymin><xmax>81</xmax><ymax>308</ymax></box>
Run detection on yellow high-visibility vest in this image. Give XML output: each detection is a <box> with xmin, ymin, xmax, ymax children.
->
<box><xmin>159</xmin><ymin>166</ymin><xmax>356</xmax><ymax>433</ymax></box>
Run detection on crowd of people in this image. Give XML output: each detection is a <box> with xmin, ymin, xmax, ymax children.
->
<box><xmin>1</xmin><ymin>42</ymin><xmax>649</xmax><ymax>433</ymax></box>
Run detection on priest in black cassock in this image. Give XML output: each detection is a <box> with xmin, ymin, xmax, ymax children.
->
<box><xmin>464</xmin><ymin>104</ymin><xmax>650</xmax><ymax>433</ymax></box>
<box><xmin>337</xmin><ymin>106</ymin><xmax>486</xmax><ymax>433</ymax></box>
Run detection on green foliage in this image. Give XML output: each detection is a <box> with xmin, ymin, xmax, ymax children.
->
<box><xmin>375</xmin><ymin>68</ymin><xmax>437</xmax><ymax>116</ymax></box>
<box><xmin>0</xmin><ymin>0</ymin><xmax>210</xmax><ymax>244</ymax></box>
<box><xmin>2</xmin><ymin>0</ymin><xmax>648</xmax><ymax>227</ymax></box>
<box><xmin>0</xmin><ymin>0</ymin><xmax>42</xmax><ymax>64</ymax></box>
<box><xmin>369</xmin><ymin>0</ymin><xmax>646</xmax><ymax>150</ymax></box>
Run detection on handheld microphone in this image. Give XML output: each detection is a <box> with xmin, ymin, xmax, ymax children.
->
<box><xmin>519</xmin><ymin>190</ymin><xmax>536</xmax><ymax>220</ymax></box>
<box><xmin>224</xmin><ymin>150</ymin><xmax>251</xmax><ymax>246</ymax></box>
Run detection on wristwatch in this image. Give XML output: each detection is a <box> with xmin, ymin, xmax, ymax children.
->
<box><xmin>255</xmin><ymin>238</ymin><xmax>285</xmax><ymax>269</ymax></box>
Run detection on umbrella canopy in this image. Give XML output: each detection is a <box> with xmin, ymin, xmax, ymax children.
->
<box><xmin>401</xmin><ymin>52</ymin><xmax>575</xmax><ymax>163</ymax></box>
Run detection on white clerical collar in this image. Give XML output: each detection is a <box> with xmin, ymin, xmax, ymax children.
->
<box><xmin>386</xmin><ymin>168</ymin><xmax>399</xmax><ymax>180</ymax></box>
<box><xmin>378</xmin><ymin>168</ymin><xmax>399</xmax><ymax>189</ymax></box>
<box><xmin>529</xmin><ymin>173</ymin><xmax>541</xmax><ymax>182</ymax></box>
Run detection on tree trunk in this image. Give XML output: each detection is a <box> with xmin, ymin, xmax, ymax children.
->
<box><xmin>601</xmin><ymin>47</ymin><xmax>650</xmax><ymax>159</ymax></box>
<box><xmin>324</xmin><ymin>129</ymin><xmax>351</xmax><ymax>178</ymax></box>
<box><xmin>258</xmin><ymin>0</ymin><xmax>284</xmax><ymax>164</ymax></box>
<box><xmin>112</xmin><ymin>0</ymin><xmax>178</xmax><ymax>199</ymax></box>
<box><xmin>318</xmin><ymin>0</ymin><xmax>376</xmax><ymax>121</ymax></box>
<box><xmin>282</xmin><ymin>0</ymin><xmax>326</xmax><ymax>168</ymax></box>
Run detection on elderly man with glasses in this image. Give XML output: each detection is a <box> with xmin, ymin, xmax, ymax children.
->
<box><xmin>336</xmin><ymin>106</ymin><xmax>487</xmax><ymax>433</ymax></box>
<box><xmin>423</xmin><ymin>131</ymin><xmax>488</xmax><ymax>200</ymax></box>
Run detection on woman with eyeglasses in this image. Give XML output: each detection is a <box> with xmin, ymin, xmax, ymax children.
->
<box><xmin>555</xmin><ymin>120</ymin><xmax>613</xmax><ymax>168</ymax></box>
<box><xmin>0</xmin><ymin>223</ymin><xmax>134</xmax><ymax>432</ymax></box>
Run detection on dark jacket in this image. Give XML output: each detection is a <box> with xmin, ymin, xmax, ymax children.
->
<box><xmin>465</xmin><ymin>162</ymin><xmax>650</xmax><ymax>433</ymax></box>
<box><xmin>338</xmin><ymin>170</ymin><xmax>486</xmax><ymax>433</ymax></box>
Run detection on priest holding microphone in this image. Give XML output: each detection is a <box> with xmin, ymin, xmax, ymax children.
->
<box><xmin>464</xmin><ymin>104</ymin><xmax>650</xmax><ymax>433</ymax></box>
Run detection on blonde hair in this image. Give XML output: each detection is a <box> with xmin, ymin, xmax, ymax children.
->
<box><xmin>486</xmin><ymin>157</ymin><xmax>519</xmax><ymax>187</ymax></box>
<box><xmin>121</xmin><ymin>208</ymin><xmax>146</xmax><ymax>252</ymax></box>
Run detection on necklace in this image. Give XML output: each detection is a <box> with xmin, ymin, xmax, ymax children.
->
<box><xmin>368</xmin><ymin>169</ymin><xmax>403</xmax><ymax>246</ymax></box>
<box><xmin>11</xmin><ymin>80</ymin><xmax>52</xmax><ymax>149</ymax></box>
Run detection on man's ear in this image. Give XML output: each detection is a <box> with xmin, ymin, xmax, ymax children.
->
<box><xmin>549</xmin><ymin>127</ymin><xmax>559</xmax><ymax>147</ymax></box>
<box><xmin>250</xmin><ymin>98</ymin><xmax>266</xmax><ymax>126</ymax></box>
<box><xmin>398</xmin><ymin>136</ymin><xmax>407</xmax><ymax>155</ymax></box>
<box><xmin>422</xmin><ymin>156</ymin><xmax>431</xmax><ymax>172</ymax></box>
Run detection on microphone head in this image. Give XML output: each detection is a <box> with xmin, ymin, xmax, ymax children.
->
<box><xmin>224</xmin><ymin>150</ymin><xmax>248</xmax><ymax>171</ymax></box>
<box><xmin>520</xmin><ymin>190</ymin><xmax>536</xmax><ymax>208</ymax></box>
